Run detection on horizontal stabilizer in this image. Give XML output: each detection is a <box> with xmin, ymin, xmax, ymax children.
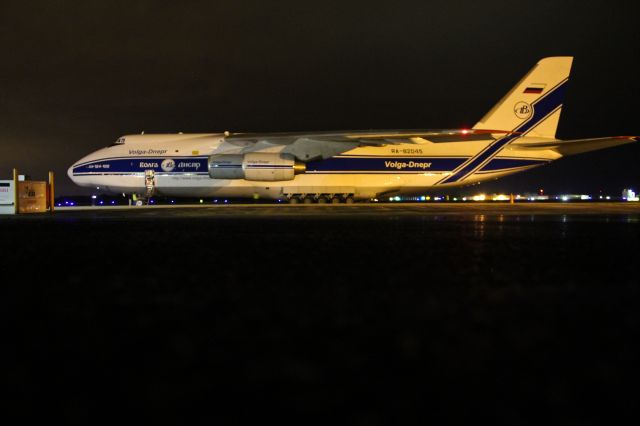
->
<box><xmin>513</xmin><ymin>136</ymin><xmax>637</xmax><ymax>156</ymax></box>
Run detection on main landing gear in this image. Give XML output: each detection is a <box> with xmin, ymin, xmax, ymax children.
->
<box><xmin>287</xmin><ymin>194</ymin><xmax>355</xmax><ymax>204</ymax></box>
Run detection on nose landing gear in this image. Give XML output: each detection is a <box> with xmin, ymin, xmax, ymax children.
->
<box><xmin>132</xmin><ymin>170</ymin><xmax>156</xmax><ymax>206</ymax></box>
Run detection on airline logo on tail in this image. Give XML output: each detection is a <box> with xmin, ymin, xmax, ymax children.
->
<box><xmin>514</xmin><ymin>102</ymin><xmax>533</xmax><ymax>119</ymax></box>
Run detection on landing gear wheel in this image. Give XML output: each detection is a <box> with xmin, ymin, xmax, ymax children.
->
<box><xmin>288</xmin><ymin>197</ymin><xmax>300</xmax><ymax>204</ymax></box>
<box><xmin>317</xmin><ymin>196</ymin><xmax>328</xmax><ymax>204</ymax></box>
<box><xmin>331</xmin><ymin>197</ymin><xmax>341</xmax><ymax>204</ymax></box>
<box><xmin>345</xmin><ymin>196</ymin><xmax>355</xmax><ymax>204</ymax></box>
<box><xmin>303</xmin><ymin>196</ymin><xmax>315</xmax><ymax>204</ymax></box>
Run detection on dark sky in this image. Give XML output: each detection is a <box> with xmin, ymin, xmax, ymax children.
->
<box><xmin>1</xmin><ymin>0</ymin><xmax>638</xmax><ymax>195</ymax></box>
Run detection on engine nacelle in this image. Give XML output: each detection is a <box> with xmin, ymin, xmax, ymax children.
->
<box><xmin>208</xmin><ymin>152</ymin><xmax>305</xmax><ymax>181</ymax></box>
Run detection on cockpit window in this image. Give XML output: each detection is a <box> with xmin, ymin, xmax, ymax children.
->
<box><xmin>107</xmin><ymin>137</ymin><xmax>125</xmax><ymax>147</ymax></box>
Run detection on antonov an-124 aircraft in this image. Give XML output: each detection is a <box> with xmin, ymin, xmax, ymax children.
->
<box><xmin>68</xmin><ymin>57</ymin><xmax>637</xmax><ymax>203</ymax></box>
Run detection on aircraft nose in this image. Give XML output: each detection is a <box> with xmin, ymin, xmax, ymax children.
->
<box><xmin>67</xmin><ymin>163</ymin><xmax>77</xmax><ymax>182</ymax></box>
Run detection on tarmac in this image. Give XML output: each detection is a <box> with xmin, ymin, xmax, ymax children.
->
<box><xmin>44</xmin><ymin>201</ymin><xmax>640</xmax><ymax>220</ymax></box>
<box><xmin>4</xmin><ymin>201</ymin><xmax>640</xmax><ymax>423</ymax></box>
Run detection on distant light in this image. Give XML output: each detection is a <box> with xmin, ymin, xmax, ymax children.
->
<box><xmin>69</xmin><ymin>202</ymin><xmax>75</xmax><ymax>206</ymax></box>
<box><xmin>461</xmin><ymin>129</ymin><xmax>470</xmax><ymax>135</ymax></box>
<box><xmin>434</xmin><ymin>196</ymin><xmax>442</xmax><ymax>201</ymax></box>
<box><xmin>150</xmin><ymin>200</ymin><xmax>155</xmax><ymax>204</ymax></box>
<box><xmin>99</xmin><ymin>201</ymin><xmax>104</xmax><ymax>205</ymax></box>
<box><xmin>170</xmin><ymin>200</ymin><xmax>175</xmax><ymax>204</ymax></box>
<box><xmin>580</xmin><ymin>195</ymin><xmax>591</xmax><ymax>200</ymax></box>
<box><xmin>420</xmin><ymin>196</ymin><xmax>426</xmax><ymax>201</ymax></box>
<box><xmin>394</xmin><ymin>196</ymin><xmax>401</xmax><ymax>202</ymax></box>
<box><xmin>472</xmin><ymin>194</ymin><xmax>486</xmax><ymax>201</ymax></box>
<box><xmin>606</xmin><ymin>196</ymin><xmax>611</xmax><ymax>200</ymax></box>
<box><xmin>199</xmin><ymin>199</ymin><xmax>204</xmax><ymax>204</ymax></box>
<box><xmin>224</xmin><ymin>199</ymin><xmax>228</xmax><ymax>203</ymax></box>
<box><xmin>623</xmin><ymin>189</ymin><xmax>637</xmax><ymax>201</ymax></box>
<box><xmin>91</xmin><ymin>195</ymin><xmax>97</xmax><ymax>199</ymax></box>
<box><xmin>561</xmin><ymin>196</ymin><xmax>569</xmax><ymax>201</ymax></box>
<box><xmin>111</xmin><ymin>201</ymin><xmax>115</xmax><ymax>205</ymax></box>
<box><xmin>492</xmin><ymin>194</ymin><xmax>509</xmax><ymax>201</ymax></box>
<box><xmin>426</xmin><ymin>196</ymin><xmax>431</xmax><ymax>201</ymax></box>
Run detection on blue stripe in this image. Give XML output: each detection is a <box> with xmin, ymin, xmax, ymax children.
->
<box><xmin>438</xmin><ymin>79</ymin><xmax>568</xmax><ymax>184</ymax></box>
<box><xmin>73</xmin><ymin>172</ymin><xmax>209</xmax><ymax>176</ymax></box>
<box><xmin>306</xmin><ymin>157</ymin><xmax>468</xmax><ymax>173</ymax></box>
<box><xmin>73</xmin><ymin>157</ymin><xmax>208</xmax><ymax>174</ymax></box>
<box><xmin>245</xmin><ymin>165</ymin><xmax>293</xmax><ymax>169</ymax></box>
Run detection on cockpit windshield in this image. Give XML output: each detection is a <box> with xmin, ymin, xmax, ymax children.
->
<box><xmin>107</xmin><ymin>137</ymin><xmax>125</xmax><ymax>147</ymax></box>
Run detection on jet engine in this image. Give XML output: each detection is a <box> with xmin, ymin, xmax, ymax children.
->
<box><xmin>208</xmin><ymin>152</ymin><xmax>306</xmax><ymax>181</ymax></box>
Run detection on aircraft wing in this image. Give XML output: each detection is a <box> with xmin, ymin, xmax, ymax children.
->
<box><xmin>513</xmin><ymin>136</ymin><xmax>638</xmax><ymax>156</ymax></box>
<box><xmin>225</xmin><ymin>129</ymin><xmax>508</xmax><ymax>161</ymax></box>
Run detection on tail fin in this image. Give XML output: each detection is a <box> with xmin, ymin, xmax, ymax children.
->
<box><xmin>473</xmin><ymin>57</ymin><xmax>573</xmax><ymax>139</ymax></box>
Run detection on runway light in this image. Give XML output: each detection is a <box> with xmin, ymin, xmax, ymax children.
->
<box><xmin>99</xmin><ymin>201</ymin><xmax>104</xmax><ymax>205</ymax></box>
<box><xmin>110</xmin><ymin>201</ymin><xmax>115</xmax><ymax>205</ymax></box>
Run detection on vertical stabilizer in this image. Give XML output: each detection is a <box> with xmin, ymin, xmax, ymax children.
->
<box><xmin>473</xmin><ymin>57</ymin><xmax>573</xmax><ymax>138</ymax></box>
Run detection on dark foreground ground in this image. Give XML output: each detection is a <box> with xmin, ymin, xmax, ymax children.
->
<box><xmin>3</xmin><ymin>203</ymin><xmax>640</xmax><ymax>425</ymax></box>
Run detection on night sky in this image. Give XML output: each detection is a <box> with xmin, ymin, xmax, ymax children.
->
<box><xmin>1</xmin><ymin>0</ymin><xmax>638</xmax><ymax>195</ymax></box>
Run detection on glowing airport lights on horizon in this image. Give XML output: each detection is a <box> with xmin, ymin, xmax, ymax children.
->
<box><xmin>622</xmin><ymin>189</ymin><xmax>638</xmax><ymax>202</ymax></box>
